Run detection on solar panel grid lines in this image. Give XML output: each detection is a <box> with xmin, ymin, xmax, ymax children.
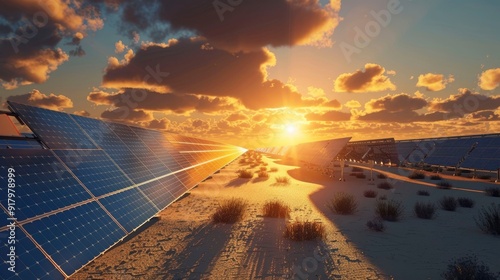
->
<box><xmin>0</xmin><ymin>149</ymin><xmax>93</xmax><ymax>222</ymax></box>
<box><xmin>7</xmin><ymin>102</ymin><xmax>97</xmax><ymax>150</ymax></box>
<box><xmin>1</xmin><ymin>225</ymin><xmax>66</xmax><ymax>280</ymax></box>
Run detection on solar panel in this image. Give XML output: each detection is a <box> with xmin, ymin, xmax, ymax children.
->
<box><xmin>54</xmin><ymin>149</ymin><xmax>132</xmax><ymax>197</ymax></box>
<box><xmin>98</xmin><ymin>188</ymin><xmax>158</xmax><ymax>232</ymax></box>
<box><xmin>138</xmin><ymin>178</ymin><xmax>177</xmax><ymax>210</ymax></box>
<box><xmin>0</xmin><ymin>138</ymin><xmax>43</xmax><ymax>149</ymax></box>
<box><xmin>23</xmin><ymin>202</ymin><xmax>126</xmax><ymax>276</ymax></box>
<box><xmin>0</xmin><ymin>149</ymin><xmax>92</xmax><ymax>221</ymax></box>
<box><xmin>8</xmin><ymin>102</ymin><xmax>97</xmax><ymax>150</ymax></box>
<box><xmin>2</xmin><ymin>102</ymin><xmax>247</xmax><ymax>277</ymax></box>
<box><xmin>0</xmin><ymin>229</ymin><xmax>65</xmax><ymax>280</ymax></box>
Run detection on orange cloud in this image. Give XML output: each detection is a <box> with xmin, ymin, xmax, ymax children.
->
<box><xmin>478</xmin><ymin>68</ymin><xmax>500</xmax><ymax>90</ymax></box>
<box><xmin>345</xmin><ymin>100</ymin><xmax>361</xmax><ymax>108</ymax></box>
<box><xmin>87</xmin><ymin>89</ymin><xmax>238</xmax><ymax>114</ymax></box>
<box><xmin>305</xmin><ymin>110</ymin><xmax>351</xmax><ymax>122</ymax></box>
<box><xmin>0</xmin><ymin>0</ymin><xmax>105</xmax><ymax>88</ymax></box>
<box><xmin>101</xmin><ymin>108</ymin><xmax>154</xmax><ymax>122</ymax></box>
<box><xmin>102</xmin><ymin>38</ymin><xmax>316</xmax><ymax>110</ymax></box>
<box><xmin>365</xmin><ymin>93</ymin><xmax>427</xmax><ymax>113</ymax></box>
<box><xmin>74</xmin><ymin>110</ymin><xmax>90</xmax><ymax>117</ymax></box>
<box><xmin>7</xmin><ymin>89</ymin><xmax>73</xmax><ymax>111</ymax></box>
<box><xmin>117</xmin><ymin>0</ymin><xmax>340</xmax><ymax>52</ymax></box>
<box><xmin>226</xmin><ymin>113</ymin><xmax>248</xmax><ymax>122</ymax></box>
<box><xmin>416</xmin><ymin>73</ymin><xmax>454</xmax><ymax>91</ymax></box>
<box><xmin>429</xmin><ymin>88</ymin><xmax>500</xmax><ymax>115</ymax></box>
<box><xmin>334</xmin><ymin>63</ymin><xmax>396</xmax><ymax>93</ymax></box>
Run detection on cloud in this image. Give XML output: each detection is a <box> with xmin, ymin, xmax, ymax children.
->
<box><xmin>102</xmin><ymin>38</ymin><xmax>316</xmax><ymax>110</ymax></box>
<box><xmin>304</xmin><ymin>110</ymin><xmax>351</xmax><ymax>122</ymax></box>
<box><xmin>307</xmin><ymin>86</ymin><xmax>325</xmax><ymax>97</ymax></box>
<box><xmin>321</xmin><ymin>99</ymin><xmax>342</xmax><ymax>109</ymax></box>
<box><xmin>0</xmin><ymin>0</ymin><xmax>105</xmax><ymax>88</ymax></box>
<box><xmin>416</xmin><ymin>73</ymin><xmax>454</xmax><ymax>91</ymax></box>
<box><xmin>87</xmin><ymin>88</ymin><xmax>239</xmax><ymax>114</ymax></box>
<box><xmin>466</xmin><ymin>110</ymin><xmax>500</xmax><ymax>122</ymax></box>
<box><xmin>115</xmin><ymin>40</ymin><xmax>126</xmax><ymax>53</ymax></box>
<box><xmin>334</xmin><ymin>63</ymin><xmax>396</xmax><ymax>93</ymax></box>
<box><xmin>144</xmin><ymin>118</ymin><xmax>172</xmax><ymax>130</ymax></box>
<box><xmin>345</xmin><ymin>100</ymin><xmax>361</xmax><ymax>108</ymax></box>
<box><xmin>116</xmin><ymin>0</ymin><xmax>340</xmax><ymax>51</ymax></box>
<box><xmin>7</xmin><ymin>89</ymin><xmax>73</xmax><ymax>110</ymax></box>
<box><xmin>365</xmin><ymin>93</ymin><xmax>427</xmax><ymax>113</ymax></box>
<box><xmin>74</xmin><ymin>110</ymin><xmax>91</xmax><ymax>117</ymax></box>
<box><xmin>429</xmin><ymin>88</ymin><xmax>500</xmax><ymax>116</ymax></box>
<box><xmin>226</xmin><ymin>113</ymin><xmax>248</xmax><ymax>122</ymax></box>
<box><xmin>101</xmin><ymin>108</ymin><xmax>153</xmax><ymax>122</ymax></box>
<box><xmin>478</xmin><ymin>68</ymin><xmax>500</xmax><ymax>90</ymax></box>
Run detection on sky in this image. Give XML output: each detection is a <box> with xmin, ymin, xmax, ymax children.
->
<box><xmin>1</xmin><ymin>0</ymin><xmax>500</xmax><ymax>148</ymax></box>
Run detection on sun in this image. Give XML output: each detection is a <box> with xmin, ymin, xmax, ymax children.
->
<box><xmin>285</xmin><ymin>123</ymin><xmax>298</xmax><ymax>135</ymax></box>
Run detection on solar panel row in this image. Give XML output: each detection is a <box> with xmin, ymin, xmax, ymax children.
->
<box><xmin>256</xmin><ymin>137</ymin><xmax>351</xmax><ymax>167</ymax></box>
<box><xmin>0</xmin><ymin>102</ymin><xmax>245</xmax><ymax>279</ymax></box>
<box><xmin>396</xmin><ymin>135</ymin><xmax>500</xmax><ymax>170</ymax></box>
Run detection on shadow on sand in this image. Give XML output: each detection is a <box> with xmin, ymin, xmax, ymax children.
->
<box><xmin>157</xmin><ymin>223</ymin><xmax>233</xmax><ymax>279</ymax></box>
<box><xmin>239</xmin><ymin>218</ymin><xmax>338</xmax><ymax>279</ymax></box>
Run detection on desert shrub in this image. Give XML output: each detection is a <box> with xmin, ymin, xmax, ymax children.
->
<box><xmin>430</xmin><ymin>174</ymin><xmax>442</xmax><ymax>180</ymax></box>
<box><xmin>417</xmin><ymin>190</ymin><xmax>430</xmax><ymax>196</ymax></box>
<box><xmin>439</xmin><ymin>196</ymin><xmax>457</xmax><ymax>211</ymax></box>
<box><xmin>261</xmin><ymin>162</ymin><xmax>269</xmax><ymax>166</ymax></box>
<box><xmin>259</xmin><ymin>166</ymin><xmax>267</xmax><ymax>171</ymax></box>
<box><xmin>355</xmin><ymin>173</ymin><xmax>367</xmax><ymax>179</ymax></box>
<box><xmin>375</xmin><ymin>199</ymin><xmax>404</xmax><ymax>221</ymax></box>
<box><xmin>284</xmin><ymin>220</ymin><xmax>325</xmax><ymax>241</ymax></box>
<box><xmin>366</xmin><ymin>218</ymin><xmax>385</xmax><ymax>232</ymax></box>
<box><xmin>327</xmin><ymin>192</ymin><xmax>358</xmax><ymax>215</ymax></box>
<box><xmin>239</xmin><ymin>158</ymin><xmax>247</xmax><ymax>164</ymax></box>
<box><xmin>212</xmin><ymin>198</ymin><xmax>247</xmax><ymax>224</ymax></box>
<box><xmin>379</xmin><ymin>195</ymin><xmax>387</xmax><ymax>200</ymax></box>
<box><xmin>262</xmin><ymin>200</ymin><xmax>290</xmax><ymax>218</ymax></box>
<box><xmin>377</xmin><ymin>173</ymin><xmax>388</xmax><ymax>179</ymax></box>
<box><xmin>484</xmin><ymin>187</ymin><xmax>500</xmax><ymax>197</ymax></box>
<box><xmin>414</xmin><ymin>202</ymin><xmax>437</xmax><ymax>219</ymax></box>
<box><xmin>275</xmin><ymin>176</ymin><xmax>290</xmax><ymax>185</ymax></box>
<box><xmin>270</xmin><ymin>167</ymin><xmax>278</xmax><ymax>172</ymax></box>
<box><xmin>364</xmin><ymin>190</ymin><xmax>378</xmax><ymax>198</ymax></box>
<box><xmin>408</xmin><ymin>171</ymin><xmax>426</xmax><ymax>179</ymax></box>
<box><xmin>258</xmin><ymin>171</ymin><xmax>269</xmax><ymax>178</ymax></box>
<box><xmin>237</xmin><ymin>169</ymin><xmax>253</xmax><ymax>179</ymax></box>
<box><xmin>250</xmin><ymin>163</ymin><xmax>258</xmax><ymax>168</ymax></box>
<box><xmin>441</xmin><ymin>255</ymin><xmax>499</xmax><ymax>280</ymax></box>
<box><xmin>457</xmin><ymin>197</ymin><xmax>475</xmax><ymax>208</ymax></box>
<box><xmin>475</xmin><ymin>204</ymin><xmax>500</xmax><ymax>235</ymax></box>
<box><xmin>437</xmin><ymin>181</ymin><xmax>453</xmax><ymax>189</ymax></box>
<box><xmin>377</xmin><ymin>182</ymin><xmax>393</xmax><ymax>190</ymax></box>
<box><xmin>351</xmin><ymin>167</ymin><xmax>363</xmax><ymax>172</ymax></box>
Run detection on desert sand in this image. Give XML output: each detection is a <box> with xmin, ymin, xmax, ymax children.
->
<box><xmin>71</xmin><ymin>154</ymin><xmax>500</xmax><ymax>280</ymax></box>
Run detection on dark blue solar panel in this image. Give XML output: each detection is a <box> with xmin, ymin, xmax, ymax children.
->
<box><xmin>0</xmin><ymin>229</ymin><xmax>64</xmax><ymax>280</ymax></box>
<box><xmin>0</xmin><ymin>206</ymin><xmax>11</xmax><ymax>229</ymax></box>
<box><xmin>70</xmin><ymin>115</ymin><xmax>156</xmax><ymax>184</ymax></box>
<box><xmin>99</xmin><ymin>188</ymin><xmax>158</xmax><ymax>232</ymax></box>
<box><xmin>139</xmin><ymin>177</ymin><xmax>178</xmax><ymax>210</ymax></box>
<box><xmin>23</xmin><ymin>202</ymin><xmax>125</xmax><ymax>276</ymax></box>
<box><xmin>129</xmin><ymin>126</ymin><xmax>184</xmax><ymax>172</ymax></box>
<box><xmin>0</xmin><ymin>149</ymin><xmax>92</xmax><ymax>221</ymax></box>
<box><xmin>106</xmin><ymin>123</ymin><xmax>171</xmax><ymax>178</ymax></box>
<box><xmin>0</xmin><ymin>138</ymin><xmax>43</xmax><ymax>149</ymax></box>
<box><xmin>54</xmin><ymin>149</ymin><xmax>132</xmax><ymax>197</ymax></box>
<box><xmin>8</xmin><ymin>102</ymin><xmax>97</xmax><ymax>150</ymax></box>
<box><xmin>461</xmin><ymin>137</ymin><xmax>500</xmax><ymax>170</ymax></box>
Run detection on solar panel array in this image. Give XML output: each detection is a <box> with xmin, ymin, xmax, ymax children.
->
<box><xmin>255</xmin><ymin>137</ymin><xmax>351</xmax><ymax>166</ymax></box>
<box><xmin>396</xmin><ymin>134</ymin><xmax>500</xmax><ymax>171</ymax></box>
<box><xmin>0</xmin><ymin>102</ymin><xmax>245</xmax><ymax>279</ymax></box>
<box><xmin>337</xmin><ymin>138</ymin><xmax>399</xmax><ymax>165</ymax></box>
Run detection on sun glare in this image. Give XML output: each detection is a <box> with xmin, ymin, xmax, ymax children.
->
<box><xmin>285</xmin><ymin>124</ymin><xmax>298</xmax><ymax>135</ymax></box>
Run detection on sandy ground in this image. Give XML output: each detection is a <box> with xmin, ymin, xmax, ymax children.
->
<box><xmin>72</xmin><ymin>154</ymin><xmax>500</xmax><ymax>280</ymax></box>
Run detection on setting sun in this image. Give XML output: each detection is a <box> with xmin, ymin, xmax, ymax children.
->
<box><xmin>285</xmin><ymin>123</ymin><xmax>298</xmax><ymax>135</ymax></box>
